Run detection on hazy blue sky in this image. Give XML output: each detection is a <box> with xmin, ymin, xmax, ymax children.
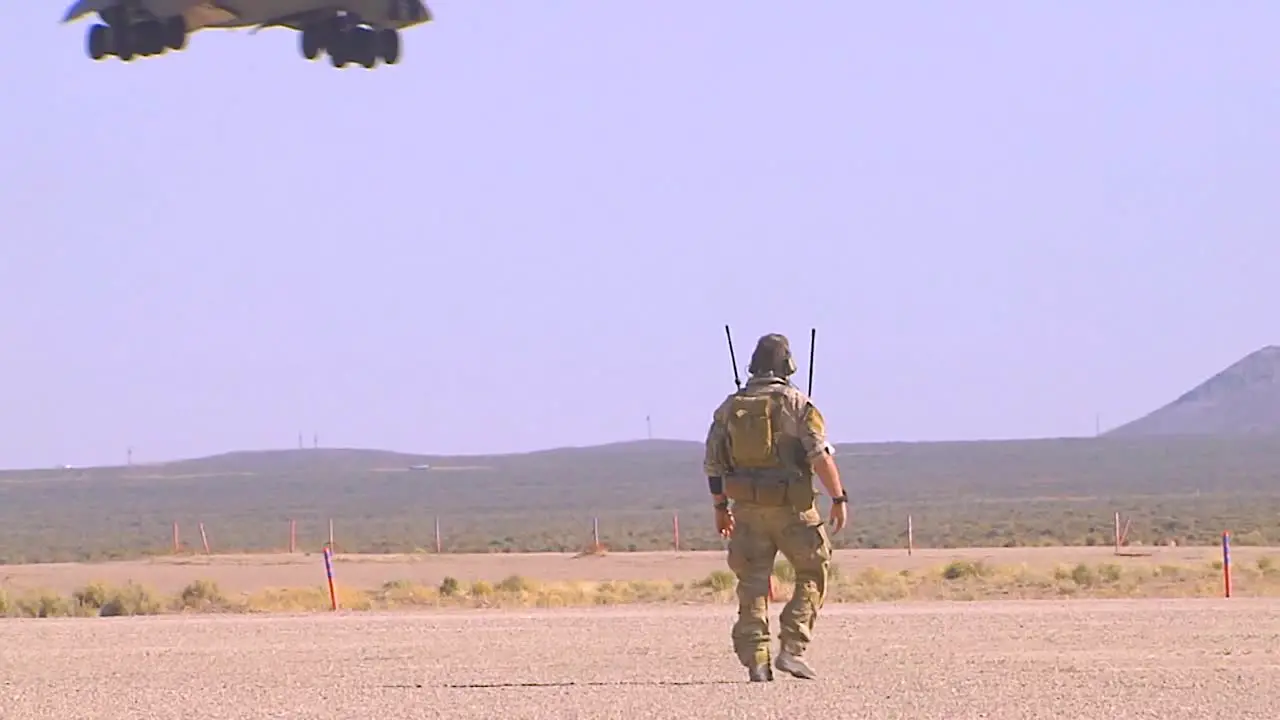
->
<box><xmin>2</xmin><ymin>3</ymin><xmax>1277</xmax><ymax>468</ymax></box>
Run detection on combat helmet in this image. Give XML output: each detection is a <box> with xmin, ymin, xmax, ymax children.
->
<box><xmin>748</xmin><ymin>333</ymin><xmax>797</xmax><ymax>377</ymax></box>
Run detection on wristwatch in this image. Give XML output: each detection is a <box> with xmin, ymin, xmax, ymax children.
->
<box><xmin>714</xmin><ymin>500</ymin><xmax>730</xmax><ymax>511</ymax></box>
<box><xmin>831</xmin><ymin>491</ymin><xmax>849</xmax><ymax>505</ymax></box>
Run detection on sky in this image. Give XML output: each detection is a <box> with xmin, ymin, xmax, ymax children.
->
<box><xmin>2</xmin><ymin>2</ymin><xmax>1278</xmax><ymax>468</ymax></box>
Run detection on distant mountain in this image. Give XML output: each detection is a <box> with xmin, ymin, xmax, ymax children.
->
<box><xmin>1107</xmin><ymin>346</ymin><xmax>1280</xmax><ymax>437</ymax></box>
<box><xmin>145</xmin><ymin>439</ymin><xmax>702</xmax><ymax>475</ymax></box>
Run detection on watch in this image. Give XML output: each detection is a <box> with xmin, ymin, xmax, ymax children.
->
<box><xmin>714</xmin><ymin>500</ymin><xmax>730</xmax><ymax>511</ymax></box>
<box><xmin>831</xmin><ymin>491</ymin><xmax>848</xmax><ymax>505</ymax></box>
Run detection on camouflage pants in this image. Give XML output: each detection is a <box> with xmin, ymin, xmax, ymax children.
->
<box><xmin>725</xmin><ymin>504</ymin><xmax>831</xmax><ymax>667</ymax></box>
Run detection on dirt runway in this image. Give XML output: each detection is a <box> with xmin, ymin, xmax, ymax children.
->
<box><xmin>3</xmin><ymin>598</ymin><xmax>1278</xmax><ymax>719</ymax></box>
<box><xmin>4</xmin><ymin>545</ymin><xmax>1268</xmax><ymax>595</ymax></box>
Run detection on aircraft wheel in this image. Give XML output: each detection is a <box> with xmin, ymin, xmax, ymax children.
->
<box><xmin>329</xmin><ymin>32</ymin><xmax>349</xmax><ymax>67</ymax></box>
<box><xmin>115</xmin><ymin>25</ymin><xmax>135</xmax><ymax>61</ymax></box>
<box><xmin>149</xmin><ymin>22</ymin><xmax>168</xmax><ymax>54</ymax></box>
<box><xmin>87</xmin><ymin>23</ymin><xmax>110</xmax><ymax>60</ymax></box>
<box><xmin>134</xmin><ymin>22</ymin><xmax>151</xmax><ymax>55</ymax></box>
<box><xmin>355</xmin><ymin>27</ymin><xmax>377</xmax><ymax>69</ymax></box>
<box><xmin>376</xmin><ymin>29</ymin><xmax>399</xmax><ymax>65</ymax></box>
<box><xmin>300</xmin><ymin>26</ymin><xmax>321</xmax><ymax>60</ymax></box>
<box><xmin>164</xmin><ymin>16</ymin><xmax>187</xmax><ymax>50</ymax></box>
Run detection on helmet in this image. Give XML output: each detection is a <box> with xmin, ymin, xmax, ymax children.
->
<box><xmin>748</xmin><ymin>333</ymin><xmax>797</xmax><ymax>377</ymax></box>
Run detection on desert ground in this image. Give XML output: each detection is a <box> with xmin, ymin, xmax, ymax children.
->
<box><xmin>2</xmin><ymin>599</ymin><xmax>1277</xmax><ymax>719</ymax></box>
<box><xmin>1</xmin><ymin>545</ymin><xmax>1266</xmax><ymax>596</ymax></box>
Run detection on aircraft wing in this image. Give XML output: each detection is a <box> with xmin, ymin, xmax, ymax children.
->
<box><xmin>63</xmin><ymin>0</ymin><xmax>240</xmax><ymax>26</ymax></box>
<box><xmin>62</xmin><ymin>0</ymin><xmax>115</xmax><ymax>23</ymax></box>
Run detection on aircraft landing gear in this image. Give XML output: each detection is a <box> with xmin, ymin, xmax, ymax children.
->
<box><xmin>301</xmin><ymin>17</ymin><xmax>402</xmax><ymax>69</ymax></box>
<box><xmin>84</xmin><ymin>12</ymin><xmax>188</xmax><ymax>61</ymax></box>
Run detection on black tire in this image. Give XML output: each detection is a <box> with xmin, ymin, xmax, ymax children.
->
<box><xmin>164</xmin><ymin>16</ymin><xmax>187</xmax><ymax>50</ymax></box>
<box><xmin>377</xmin><ymin>29</ymin><xmax>399</xmax><ymax>65</ymax></box>
<box><xmin>300</xmin><ymin>26</ymin><xmax>320</xmax><ymax>60</ymax></box>
<box><xmin>148</xmin><ymin>22</ymin><xmax>167</xmax><ymax>55</ymax></box>
<box><xmin>329</xmin><ymin>31</ymin><xmax>348</xmax><ymax>67</ymax></box>
<box><xmin>87</xmin><ymin>24</ymin><xmax>109</xmax><ymax>60</ymax></box>
<box><xmin>132</xmin><ymin>21</ymin><xmax>159</xmax><ymax>55</ymax></box>
<box><xmin>356</xmin><ymin>27</ymin><xmax>376</xmax><ymax>68</ymax></box>
<box><xmin>115</xmin><ymin>25</ymin><xmax>135</xmax><ymax>61</ymax></box>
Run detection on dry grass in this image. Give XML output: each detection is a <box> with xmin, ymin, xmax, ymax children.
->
<box><xmin>3</xmin><ymin>554</ymin><xmax>1276</xmax><ymax>617</ymax></box>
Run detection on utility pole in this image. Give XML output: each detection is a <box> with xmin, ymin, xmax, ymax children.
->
<box><xmin>646</xmin><ymin>415</ymin><xmax>652</xmax><ymax>440</ymax></box>
<box><xmin>126</xmin><ymin>446</ymin><xmax>133</xmax><ymax>466</ymax></box>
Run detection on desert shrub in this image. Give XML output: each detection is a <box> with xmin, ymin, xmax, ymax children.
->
<box><xmin>177</xmin><ymin>579</ymin><xmax>229</xmax><ymax>611</ymax></box>
<box><xmin>16</xmin><ymin>590</ymin><xmax>74</xmax><ymax>618</ymax></box>
<box><xmin>1070</xmin><ymin>563</ymin><xmax>1096</xmax><ymax>587</ymax></box>
<box><xmin>470</xmin><ymin>580</ymin><xmax>494</xmax><ymax>597</ymax></box>
<box><xmin>497</xmin><ymin>575</ymin><xmax>534</xmax><ymax>593</ymax></box>
<box><xmin>99</xmin><ymin>581</ymin><xmax>163</xmax><ymax>616</ymax></box>
<box><xmin>698</xmin><ymin>570</ymin><xmax>737</xmax><ymax>592</ymax></box>
<box><xmin>438</xmin><ymin>576</ymin><xmax>460</xmax><ymax>597</ymax></box>
<box><xmin>1097</xmin><ymin>563</ymin><xmax>1123</xmax><ymax>583</ymax></box>
<box><xmin>73</xmin><ymin>581</ymin><xmax>111</xmax><ymax>610</ymax></box>
<box><xmin>941</xmin><ymin>560</ymin><xmax>987</xmax><ymax>580</ymax></box>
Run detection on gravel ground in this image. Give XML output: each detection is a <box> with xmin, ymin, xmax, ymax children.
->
<box><xmin>2</xmin><ymin>599</ymin><xmax>1278</xmax><ymax>719</ymax></box>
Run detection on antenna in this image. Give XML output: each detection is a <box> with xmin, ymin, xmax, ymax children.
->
<box><xmin>724</xmin><ymin>325</ymin><xmax>742</xmax><ymax>390</ymax></box>
<box><xmin>807</xmin><ymin>327</ymin><xmax>816</xmax><ymax>396</ymax></box>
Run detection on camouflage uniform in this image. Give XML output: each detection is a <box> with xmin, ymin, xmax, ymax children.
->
<box><xmin>704</xmin><ymin>333</ymin><xmax>835</xmax><ymax>681</ymax></box>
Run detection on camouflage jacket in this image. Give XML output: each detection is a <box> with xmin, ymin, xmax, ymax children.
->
<box><xmin>703</xmin><ymin>374</ymin><xmax>831</xmax><ymax>480</ymax></box>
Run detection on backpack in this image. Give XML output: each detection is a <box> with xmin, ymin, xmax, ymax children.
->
<box><xmin>726</xmin><ymin>391</ymin><xmax>783</xmax><ymax>470</ymax></box>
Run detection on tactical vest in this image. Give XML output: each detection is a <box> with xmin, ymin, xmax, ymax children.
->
<box><xmin>722</xmin><ymin>383</ymin><xmax>815</xmax><ymax>510</ymax></box>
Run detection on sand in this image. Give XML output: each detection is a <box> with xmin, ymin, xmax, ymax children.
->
<box><xmin>2</xmin><ymin>545</ymin><xmax>1266</xmax><ymax>596</ymax></box>
<box><xmin>2</xmin><ymin>599</ymin><xmax>1278</xmax><ymax>719</ymax></box>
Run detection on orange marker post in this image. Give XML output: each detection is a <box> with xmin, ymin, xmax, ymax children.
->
<box><xmin>1222</xmin><ymin>531</ymin><xmax>1232</xmax><ymax>599</ymax></box>
<box><xmin>322</xmin><ymin>545</ymin><xmax>339</xmax><ymax>611</ymax></box>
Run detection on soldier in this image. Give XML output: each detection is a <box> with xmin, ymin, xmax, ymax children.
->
<box><xmin>703</xmin><ymin>332</ymin><xmax>848</xmax><ymax>682</ymax></box>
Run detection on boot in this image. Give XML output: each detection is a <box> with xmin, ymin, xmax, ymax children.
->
<box><xmin>748</xmin><ymin>663</ymin><xmax>774</xmax><ymax>682</ymax></box>
<box><xmin>775</xmin><ymin>650</ymin><xmax>817</xmax><ymax>679</ymax></box>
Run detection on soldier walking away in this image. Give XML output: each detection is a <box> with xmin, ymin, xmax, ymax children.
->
<box><xmin>703</xmin><ymin>332</ymin><xmax>848</xmax><ymax>682</ymax></box>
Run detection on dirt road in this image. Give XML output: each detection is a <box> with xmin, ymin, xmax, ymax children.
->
<box><xmin>2</xmin><ymin>545</ymin><xmax>1264</xmax><ymax>595</ymax></box>
<box><xmin>2</xmin><ymin>599</ymin><xmax>1277</xmax><ymax>719</ymax></box>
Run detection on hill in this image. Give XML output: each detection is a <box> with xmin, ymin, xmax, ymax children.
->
<box><xmin>3</xmin><ymin>435</ymin><xmax>1280</xmax><ymax>563</ymax></box>
<box><xmin>1107</xmin><ymin>346</ymin><xmax>1280</xmax><ymax>437</ymax></box>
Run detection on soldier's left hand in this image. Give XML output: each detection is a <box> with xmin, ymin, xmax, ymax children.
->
<box><xmin>715</xmin><ymin>506</ymin><xmax>735</xmax><ymax>538</ymax></box>
<box><xmin>827</xmin><ymin>501</ymin><xmax>848</xmax><ymax>534</ymax></box>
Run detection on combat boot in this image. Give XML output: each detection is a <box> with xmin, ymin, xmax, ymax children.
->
<box><xmin>748</xmin><ymin>663</ymin><xmax>774</xmax><ymax>682</ymax></box>
<box><xmin>775</xmin><ymin>650</ymin><xmax>817</xmax><ymax>679</ymax></box>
